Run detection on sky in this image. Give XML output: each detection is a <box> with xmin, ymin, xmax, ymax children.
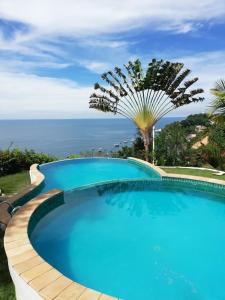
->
<box><xmin>0</xmin><ymin>0</ymin><xmax>225</xmax><ymax>119</ymax></box>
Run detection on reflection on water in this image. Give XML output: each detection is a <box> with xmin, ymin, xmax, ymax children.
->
<box><xmin>96</xmin><ymin>180</ymin><xmax>188</xmax><ymax>218</ymax></box>
<box><xmin>31</xmin><ymin>179</ymin><xmax>225</xmax><ymax>300</ymax></box>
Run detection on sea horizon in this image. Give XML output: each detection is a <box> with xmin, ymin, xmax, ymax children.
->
<box><xmin>0</xmin><ymin>116</ymin><xmax>185</xmax><ymax>120</ymax></box>
<box><xmin>0</xmin><ymin>117</ymin><xmax>184</xmax><ymax>157</ymax></box>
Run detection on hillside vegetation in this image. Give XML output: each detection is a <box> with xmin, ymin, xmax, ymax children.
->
<box><xmin>113</xmin><ymin>114</ymin><xmax>225</xmax><ymax>170</ymax></box>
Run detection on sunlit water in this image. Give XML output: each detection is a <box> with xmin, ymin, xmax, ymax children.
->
<box><xmin>39</xmin><ymin>158</ymin><xmax>160</xmax><ymax>192</ymax></box>
<box><xmin>31</xmin><ymin>181</ymin><xmax>225</xmax><ymax>300</ymax></box>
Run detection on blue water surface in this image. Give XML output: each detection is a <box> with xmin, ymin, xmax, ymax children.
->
<box><xmin>39</xmin><ymin>158</ymin><xmax>160</xmax><ymax>192</ymax></box>
<box><xmin>31</xmin><ymin>180</ymin><xmax>225</xmax><ymax>300</ymax></box>
<box><xmin>0</xmin><ymin>117</ymin><xmax>183</xmax><ymax>157</ymax></box>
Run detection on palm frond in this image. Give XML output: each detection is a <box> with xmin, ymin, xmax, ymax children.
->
<box><xmin>209</xmin><ymin>79</ymin><xmax>225</xmax><ymax>124</ymax></box>
<box><xmin>89</xmin><ymin>58</ymin><xmax>204</xmax><ymax>145</ymax></box>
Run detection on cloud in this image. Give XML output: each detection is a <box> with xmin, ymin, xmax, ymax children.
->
<box><xmin>81</xmin><ymin>61</ymin><xmax>111</xmax><ymax>73</ymax></box>
<box><xmin>1</xmin><ymin>50</ymin><xmax>225</xmax><ymax>119</ymax></box>
<box><xmin>80</xmin><ymin>39</ymin><xmax>130</xmax><ymax>49</ymax></box>
<box><xmin>0</xmin><ymin>58</ymin><xmax>71</xmax><ymax>73</ymax></box>
<box><xmin>0</xmin><ymin>0</ymin><xmax>225</xmax><ymax>37</ymax></box>
<box><xmin>0</xmin><ymin>72</ymin><xmax>99</xmax><ymax>119</ymax></box>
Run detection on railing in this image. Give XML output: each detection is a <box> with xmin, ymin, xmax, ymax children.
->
<box><xmin>0</xmin><ymin>200</ymin><xmax>21</xmax><ymax>217</ymax></box>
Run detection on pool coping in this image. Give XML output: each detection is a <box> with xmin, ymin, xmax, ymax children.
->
<box><xmin>0</xmin><ymin>164</ymin><xmax>45</xmax><ymax>226</ymax></box>
<box><xmin>4</xmin><ymin>158</ymin><xmax>225</xmax><ymax>300</ymax></box>
<box><xmin>127</xmin><ymin>157</ymin><xmax>167</xmax><ymax>177</ymax></box>
<box><xmin>4</xmin><ymin>189</ymin><xmax>118</xmax><ymax>300</ymax></box>
<box><xmin>128</xmin><ymin>157</ymin><xmax>225</xmax><ymax>185</ymax></box>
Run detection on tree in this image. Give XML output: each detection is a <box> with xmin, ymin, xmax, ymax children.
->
<box><xmin>210</xmin><ymin>79</ymin><xmax>225</xmax><ymax>124</ymax></box>
<box><xmin>155</xmin><ymin>122</ymin><xmax>189</xmax><ymax>166</ymax></box>
<box><xmin>208</xmin><ymin>123</ymin><xmax>225</xmax><ymax>149</ymax></box>
<box><xmin>180</xmin><ymin>113</ymin><xmax>210</xmax><ymax>134</ymax></box>
<box><xmin>89</xmin><ymin>59</ymin><xmax>204</xmax><ymax>161</ymax></box>
<box><xmin>200</xmin><ymin>144</ymin><xmax>223</xmax><ymax>169</ymax></box>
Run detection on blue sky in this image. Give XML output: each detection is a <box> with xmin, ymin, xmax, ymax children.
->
<box><xmin>0</xmin><ymin>0</ymin><xmax>225</xmax><ymax>119</ymax></box>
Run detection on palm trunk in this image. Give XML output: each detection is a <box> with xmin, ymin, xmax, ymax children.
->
<box><xmin>141</xmin><ymin>129</ymin><xmax>150</xmax><ymax>162</ymax></box>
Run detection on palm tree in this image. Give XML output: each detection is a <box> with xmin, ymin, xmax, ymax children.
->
<box><xmin>89</xmin><ymin>59</ymin><xmax>204</xmax><ymax>161</ymax></box>
<box><xmin>209</xmin><ymin>79</ymin><xmax>225</xmax><ymax>124</ymax></box>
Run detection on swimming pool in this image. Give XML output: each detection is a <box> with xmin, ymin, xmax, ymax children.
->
<box><xmin>30</xmin><ymin>179</ymin><xmax>225</xmax><ymax>300</ymax></box>
<box><xmin>39</xmin><ymin>158</ymin><xmax>160</xmax><ymax>192</ymax></box>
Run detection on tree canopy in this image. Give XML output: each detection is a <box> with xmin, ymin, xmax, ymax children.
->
<box><xmin>90</xmin><ymin>58</ymin><xmax>204</xmax><ymax>161</ymax></box>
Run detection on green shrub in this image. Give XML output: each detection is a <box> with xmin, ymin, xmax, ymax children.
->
<box><xmin>0</xmin><ymin>148</ymin><xmax>57</xmax><ymax>176</ymax></box>
<box><xmin>66</xmin><ymin>154</ymin><xmax>81</xmax><ymax>159</ymax></box>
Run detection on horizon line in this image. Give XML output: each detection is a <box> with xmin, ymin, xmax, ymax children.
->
<box><xmin>0</xmin><ymin>116</ymin><xmax>187</xmax><ymax>121</ymax></box>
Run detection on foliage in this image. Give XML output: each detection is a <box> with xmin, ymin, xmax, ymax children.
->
<box><xmin>208</xmin><ymin>123</ymin><xmax>225</xmax><ymax>149</ymax></box>
<box><xmin>180</xmin><ymin>113</ymin><xmax>211</xmax><ymax>134</ymax></box>
<box><xmin>112</xmin><ymin>145</ymin><xmax>148</xmax><ymax>160</ymax></box>
<box><xmin>0</xmin><ymin>148</ymin><xmax>57</xmax><ymax>176</ymax></box>
<box><xmin>209</xmin><ymin>79</ymin><xmax>225</xmax><ymax>123</ymax></box>
<box><xmin>79</xmin><ymin>150</ymin><xmax>111</xmax><ymax>157</ymax></box>
<box><xmin>113</xmin><ymin>113</ymin><xmax>225</xmax><ymax>169</ymax></box>
<box><xmin>90</xmin><ymin>58</ymin><xmax>204</xmax><ymax>161</ymax></box>
<box><xmin>66</xmin><ymin>154</ymin><xmax>81</xmax><ymax>159</ymax></box>
<box><xmin>199</xmin><ymin>123</ymin><xmax>225</xmax><ymax>169</ymax></box>
<box><xmin>198</xmin><ymin>144</ymin><xmax>224</xmax><ymax>169</ymax></box>
<box><xmin>112</xmin><ymin>146</ymin><xmax>134</xmax><ymax>159</ymax></box>
<box><xmin>155</xmin><ymin>122</ymin><xmax>190</xmax><ymax>166</ymax></box>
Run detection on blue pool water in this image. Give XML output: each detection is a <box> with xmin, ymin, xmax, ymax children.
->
<box><xmin>39</xmin><ymin>158</ymin><xmax>160</xmax><ymax>192</ymax></box>
<box><xmin>31</xmin><ymin>180</ymin><xmax>225</xmax><ymax>300</ymax></box>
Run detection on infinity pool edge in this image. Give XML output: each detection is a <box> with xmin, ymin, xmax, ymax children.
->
<box><xmin>5</xmin><ymin>158</ymin><xmax>225</xmax><ymax>300</ymax></box>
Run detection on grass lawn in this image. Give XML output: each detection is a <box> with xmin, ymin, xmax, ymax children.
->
<box><xmin>0</xmin><ymin>171</ymin><xmax>30</xmax><ymax>300</ymax></box>
<box><xmin>162</xmin><ymin>167</ymin><xmax>225</xmax><ymax>181</ymax></box>
<box><xmin>0</xmin><ymin>171</ymin><xmax>30</xmax><ymax>195</ymax></box>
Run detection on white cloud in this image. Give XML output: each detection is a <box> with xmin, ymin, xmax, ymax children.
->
<box><xmin>81</xmin><ymin>61</ymin><xmax>111</xmax><ymax>73</ymax></box>
<box><xmin>0</xmin><ymin>59</ymin><xmax>71</xmax><ymax>73</ymax></box>
<box><xmin>0</xmin><ymin>0</ymin><xmax>225</xmax><ymax>37</ymax></box>
<box><xmin>80</xmin><ymin>39</ymin><xmax>130</xmax><ymax>49</ymax></box>
<box><xmin>1</xmin><ymin>50</ymin><xmax>225</xmax><ymax>119</ymax></box>
<box><xmin>0</xmin><ymin>1</ymin><xmax>224</xmax><ymax>120</ymax></box>
<box><xmin>0</xmin><ymin>72</ymin><xmax>101</xmax><ymax>119</ymax></box>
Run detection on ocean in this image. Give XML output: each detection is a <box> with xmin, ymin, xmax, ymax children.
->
<box><xmin>0</xmin><ymin>118</ymin><xmax>183</xmax><ymax>157</ymax></box>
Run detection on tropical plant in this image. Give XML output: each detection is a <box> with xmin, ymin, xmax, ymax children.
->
<box><xmin>180</xmin><ymin>113</ymin><xmax>210</xmax><ymax>134</ymax></box>
<box><xmin>200</xmin><ymin>144</ymin><xmax>224</xmax><ymax>169</ymax></box>
<box><xmin>208</xmin><ymin>123</ymin><xmax>225</xmax><ymax>150</ymax></box>
<box><xmin>210</xmin><ymin>79</ymin><xmax>225</xmax><ymax>123</ymax></box>
<box><xmin>0</xmin><ymin>148</ymin><xmax>57</xmax><ymax>176</ymax></box>
<box><xmin>155</xmin><ymin>122</ymin><xmax>190</xmax><ymax>166</ymax></box>
<box><xmin>89</xmin><ymin>59</ymin><xmax>204</xmax><ymax>161</ymax></box>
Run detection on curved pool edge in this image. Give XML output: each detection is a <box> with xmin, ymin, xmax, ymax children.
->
<box><xmin>127</xmin><ymin>157</ymin><xmax>167</xmax><ymax>177</ymax></box>
<box><xmin>29</xmin><ymin>164</ymin><xmax>45</xmax><ymax>186</ymax></box>
<box><xmin>4</xmin><ymin>189</ymin><xmax>118</xmax><ymax>300</ymax></box>
<box><xmin>7</xmin><ymin>164</ymin><xmax>44</xmax><ymax>205</ymax></box>
<box><xmin>1</xmin><ymin>164</ymin><xmax>45</xmax><ymax>226</ymax></box>
<box><xmin>5</xmin><ymin>158</ymin><xmax>225</xmax><ymax>300</ymax></box>
<box><xmin>127</xmin><ymin>157</ymin><xmax>225</xmax><ymax>186</ymax></box>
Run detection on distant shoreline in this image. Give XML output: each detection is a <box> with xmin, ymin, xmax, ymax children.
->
<box><xmin>0</xmin><ymin>117</ymin><xmax>184</xmax><ymax>157</ymax></box>
<box><xmin>0</xmin><ymin>116</ymin><xmax>185</xmax><ymax>121</ymax></box>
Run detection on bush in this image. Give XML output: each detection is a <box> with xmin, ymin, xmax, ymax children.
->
<box><xmin>0</xmin><ymin>148</ymin><xmax>57</xmax><ymax>176</ymax></box>
<box><xmin>66</xmin><ymin>154</ymin><xmax>81</xmax><ymax>159</ymax></box>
